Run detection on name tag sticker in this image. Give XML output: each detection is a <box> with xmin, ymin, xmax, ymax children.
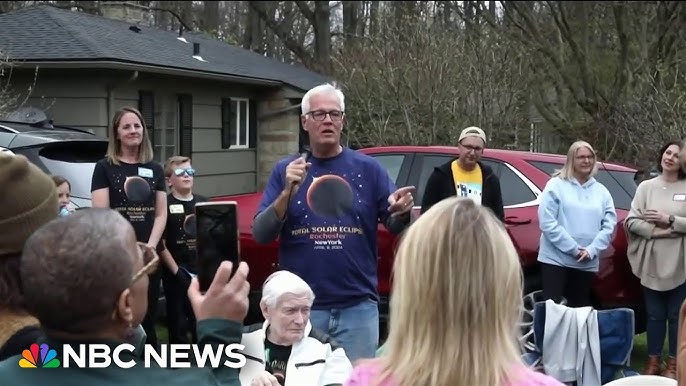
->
<box><xmin>138</xmin><ymin>167</ymin><xmax>153</xmax><ymax>178</ymax></box>
<box><xmin>169</xmin><ymin>204</ymin><xmax>185</xmax><ymax>214</ymax></box>
<box><xmin>673</xmin><ymin>194</ymin><xmax>686</xmax><ymax>201</ymax></box>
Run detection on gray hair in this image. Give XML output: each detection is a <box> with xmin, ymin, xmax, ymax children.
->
<box><xmin>301</xmin><ymin>83</ymin><xmax>345</xmax><ymax>116</ymax></box>
<box><xmin>260</xmin><ymin>270</ymin><xmax>315</xmax><ymax>309</ymax></box>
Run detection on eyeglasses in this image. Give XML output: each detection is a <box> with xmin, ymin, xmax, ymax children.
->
<box><xmin>131</xmin><ymin>242</ymin><xmax>160</xmax><ymax>283</ymax></box>
<box><xmin>174</xmin><ymin>168</ymin><xmax>196</xmax><ymax>177</ymax></box>
<box><xmin>460</xmin><ymin>144</ymin><xmax>483</xmax><ymax>153</ymax></box>
<box><xmin>308</xmin><ymin>110</ymin><xmax>344</xmax><ymax>122</ymax></box>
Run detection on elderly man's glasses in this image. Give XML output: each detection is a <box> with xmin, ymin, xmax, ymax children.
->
<box><xmin>308</xmin><ymin>110</ymin><xmax>344</xmax><ymax>122</ymax></box>
<box><xmin>174</xmin><ymin>168</ymin><xmax>196</xmax><ymax>177</ymax></box>
<box><xmin>131</xmin><ymin>242</ymin><xmax>160</xmax><ymax>283</ymax></box>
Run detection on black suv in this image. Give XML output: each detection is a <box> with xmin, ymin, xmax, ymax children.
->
<box><xmin>0</xmin><ymin>117</ymin><xmax>108</xmax><ymax>209</ymax></box>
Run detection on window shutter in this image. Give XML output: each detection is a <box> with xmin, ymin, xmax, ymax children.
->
<box><xmin>178</xmin><ymin>94</ymin><xmax>193</xmax><ymax>157</ymax></box>
<box><xmin>138</xmin><ymin>91</ymin><xmax>155</xmax><ymax>146</ymax></box>
<box><xmin>249</xmin><ymin>100</ymin><xmax>257</xmax><ymax>149</ymax></box>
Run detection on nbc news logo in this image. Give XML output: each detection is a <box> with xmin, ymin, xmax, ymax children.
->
<box><xmin>19</xmin><ymin>343</ymin><xmax>61</xmax><ymax>368</ymax></box>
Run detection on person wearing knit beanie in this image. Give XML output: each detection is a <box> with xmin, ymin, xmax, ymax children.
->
<box><xmin>0</xmin><ymin>152</ymin><xmax>59</xmax><ymax>360</ymax></box>
<box><xmin>0</xmin><ymin>153</ymin><xmax>59</xmax><ymax>256</ymax></box>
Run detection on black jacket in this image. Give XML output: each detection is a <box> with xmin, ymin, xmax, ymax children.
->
<box><xmin>420</xmin><ymin>159</ymin><xmax>505</xmax><ymax>221</ymax></box>
<box><xmin>0</xmin><ymin>325</ymin><xmax>42</xmax><ymax>361</ymax></box>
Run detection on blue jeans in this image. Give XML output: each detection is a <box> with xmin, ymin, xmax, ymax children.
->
<box><xmin>643</xmin><ymin>282</ymin><xmax>686</xmax><ymax>357</ymax></box>
<box><xmin>309</xmin><ymin>298</ymin><xmax>379</xmax><ymax>364</ymax></box>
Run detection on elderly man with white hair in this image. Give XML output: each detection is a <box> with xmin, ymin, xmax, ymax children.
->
<box><xmin>240</xmin><ymin>270</ymin><xmax>353</xmax><ymax>386</ymax></box>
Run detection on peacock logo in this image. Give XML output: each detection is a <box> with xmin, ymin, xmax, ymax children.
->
<box><xmin>19</xmin><ymin>343</ymin><xmax>61</xmax><ymax>368</ymax></box>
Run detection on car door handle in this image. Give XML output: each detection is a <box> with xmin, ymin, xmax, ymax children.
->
<box><xmin>505</xmin><ymin>216</ymin><xmax>532</xmax><ymax>225</ymax></box>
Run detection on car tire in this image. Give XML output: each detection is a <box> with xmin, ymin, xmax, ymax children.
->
<box><xmin>520</xmin><ymin>272</ymin><xmax>543</xmax><ymax>352</ymax></box>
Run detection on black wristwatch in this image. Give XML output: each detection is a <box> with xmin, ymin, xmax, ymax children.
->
<box><xmin>669</xmin><ymin>215</ymin><xmax>675</xmax><ymax>225</ymax></box>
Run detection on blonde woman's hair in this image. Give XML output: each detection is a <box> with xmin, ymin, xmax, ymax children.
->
<box><xmin>552</xmin><ymin>140</ymin><xmax>598</xmax><ymax>180</ymax></box>
<box><xmin>368</xmin><ymin>197</ymin><xmax>525</xmax><ymax>386</ymax></box>
<box><xmin>105</xmin><ymin>107</ymin><xmax>154</xmax><ymax>165</ymax></box>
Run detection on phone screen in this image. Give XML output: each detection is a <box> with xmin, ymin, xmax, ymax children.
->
<box><xmin>195</xmin><ymin>202</ymin><xmax>240</xmax><ymax>292</ymax></box>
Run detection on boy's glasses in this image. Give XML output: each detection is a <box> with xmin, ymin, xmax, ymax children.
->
<box><xmin>174</xmin><ymin>168</ymin><xmax>196</xmax><ymax>177</ymax></box>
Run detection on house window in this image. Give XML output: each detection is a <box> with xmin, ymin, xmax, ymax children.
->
<box><xmin>221</xmin><ymin>98</ymin><xmax>250</xmax><ymax>149</ymax></box>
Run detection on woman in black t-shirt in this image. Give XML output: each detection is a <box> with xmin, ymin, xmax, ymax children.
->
<box><xmin>90</xmin><ymin>107</ymin><xmax>167</xmax><ymax>348</ymax></box>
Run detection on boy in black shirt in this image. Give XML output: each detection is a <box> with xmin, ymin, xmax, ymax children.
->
<box><xmin>160</xmin><ymin>156</ymin><xmax>207</xmax><ymax>344</ymax></box>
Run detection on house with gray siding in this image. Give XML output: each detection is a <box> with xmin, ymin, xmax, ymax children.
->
<box><xmin>0</xmin><ymin>5</ymin><xmax>330</xmax><ymax>197</ymax></box>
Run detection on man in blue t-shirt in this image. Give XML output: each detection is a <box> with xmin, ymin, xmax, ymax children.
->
<box><xmin>252</xmin><ymin>83</ymin><xmax>414</xmax><ymax>362</ymax></box>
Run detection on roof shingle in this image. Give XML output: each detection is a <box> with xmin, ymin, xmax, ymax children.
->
<box><xmin>0</xmin><ymin>5</ymin><xmax>332</xmax><ymax>91</ymax></box>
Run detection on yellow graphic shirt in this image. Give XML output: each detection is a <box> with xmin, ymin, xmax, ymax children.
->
<box><xmin>451</xmin><ymin>160</ymin><xmax>483</xmax><ymax>205</ymax></box>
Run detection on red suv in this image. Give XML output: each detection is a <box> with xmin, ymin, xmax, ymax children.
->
<box><xmin>212</xmin><ymin>146</ymin><xmax>646</xmax><ymax>333</ymax></box>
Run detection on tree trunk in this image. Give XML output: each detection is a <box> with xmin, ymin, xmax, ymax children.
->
<box><xmin>200</xmin><ymin>0</ymin><xmax>219</xmax><ymax>34</ymax></box>
<box><xmin>343</xmin><ymin>1</ymin><xmax>360</xmax><ymax>49</ymax></box>
<box><xmin>264</xmin><ymin>1</ymin><xmax>278</xmax><ymax>57</ymax></box>
<box><xmin>369</xmin><ymin>1</ymin><xmax>379</xmax><ymax>36</ymax></box>
<box><xmin>178</xmin><ymin>0</ymin><xmax>193</xmax><ymax>30</ymax></box>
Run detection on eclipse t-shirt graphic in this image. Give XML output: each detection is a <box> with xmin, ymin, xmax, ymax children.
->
<box><xmin>163</xmin><ymin>194</ymin><xmax>207</xmax><ymax>272</ymax></box>
<box><xmin>258</xmin><ymin>148</ymin><xmax>398</xmax><ymax>310</ymax></box>
<box><xmin>305</xmin><ymin>174</ymin><xmax>354</xmax><ymax>218</ymax></box>
<box><xmin>91</xmin><ymin>159</ymin><xmax>166</xmax><ymax>244</ymax></box>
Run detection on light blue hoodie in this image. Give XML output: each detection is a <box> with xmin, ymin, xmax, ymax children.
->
<box><xmin>537</xmin><ymin>176</ymin><xmax>617</xmax><ymax>272</ymax></box>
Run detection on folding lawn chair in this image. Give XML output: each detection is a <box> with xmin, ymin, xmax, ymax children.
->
<box><xmin>521</xmin><ymin>295</ymin><xmax>639</xmax><ymax>385</ymax></box>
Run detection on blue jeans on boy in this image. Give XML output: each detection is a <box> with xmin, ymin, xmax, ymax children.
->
<box><xmin>643</xmin><ymin>282</ymin><xmax>686</xmax><ymax>357</ymax></box>
<box><xmin>309</xmin><ymin>298</ymin><xmax>379</xmax><ymax>364</ymax></box>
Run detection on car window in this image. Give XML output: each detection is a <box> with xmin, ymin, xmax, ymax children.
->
<box><xmin>480</xmin><ymin>159</ymin><xmax>501</xmax><ymax>175</ymax></box>
<box><xmin>371</xmin><ymin>154</ymin><xmax>406</xmax><ymax>185</ymax></box>
<box><xmin>593</xmin><ymin>170</ymin><xmax>637</xmax><ymax>210</ymax></box>
<box><xmin>37</xmin><ymin>141</ymin><xmax>108</xmax><ymax>201</ymax></box>
<box><xmin>528</xmin><ymin>161</ymin><xmax>637</xmax><ymax>210</ymax></box>
<box><xmin>498</xmin><ymin>164</ymin><xmax>537</xmax><ymax>206</ymax></box>
<box><xmin>416</xmin><ymin>155</ymin><xmax>454</xmax><ymax>204</ymax></box>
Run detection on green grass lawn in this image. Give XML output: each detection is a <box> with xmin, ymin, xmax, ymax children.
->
<box><xmin>155</xmin><ymin>324</ymin><xmax>169</xmax><ymax>344</ymax></box>
<box><xmin>631</xmin><ymin>333</ymin><xmax>648</xmax><ymax>371</ymax></box>
<box><xmin>629</xmin><ymin>333</ymin><xmax>674</xmax><ymax>373</ymax></box>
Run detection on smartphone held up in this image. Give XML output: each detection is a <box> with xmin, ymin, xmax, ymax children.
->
<box><xmin>194</xmin><ymin>201</ymin><xmax>241</xmax><ymax>292</ymax></box>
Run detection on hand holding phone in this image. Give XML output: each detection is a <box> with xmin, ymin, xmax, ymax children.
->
<box><xmin>195</xmin><ymin>201</ymin><xmax>240</xmax><ymax>292</ymax></box>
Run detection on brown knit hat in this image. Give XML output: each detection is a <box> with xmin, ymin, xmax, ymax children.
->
<box><xmin>0</xmin><ymin>153</ymin><xmax>58</xmax><ymax>256</ymax></box>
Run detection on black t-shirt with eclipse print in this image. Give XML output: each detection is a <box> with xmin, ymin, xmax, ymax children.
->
<box><xmin>163</xmin><ymin>193</ymin><xmax>207</xmax><ymax>272</ymax></box>
<box><xmin>91</xmin><ymin>158</ymin><xmax>166</xmax><ymax>245</ymax></box>
<box><xmin>264</xmin><ymin>337</ymin><xmax>291</xmax><ymax>385</ymax></box>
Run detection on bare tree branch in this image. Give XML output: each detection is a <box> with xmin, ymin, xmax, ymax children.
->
<box><xmin>248</xmin><ymin>1</ymin><xmax>315</xmax><ymax>67</ymax></box>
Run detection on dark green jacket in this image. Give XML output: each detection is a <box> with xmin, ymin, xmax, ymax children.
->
<box><xmin>0</xmin><ymin>319</ymin><xmax>243</xmax><ymax>386</ymax></box>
